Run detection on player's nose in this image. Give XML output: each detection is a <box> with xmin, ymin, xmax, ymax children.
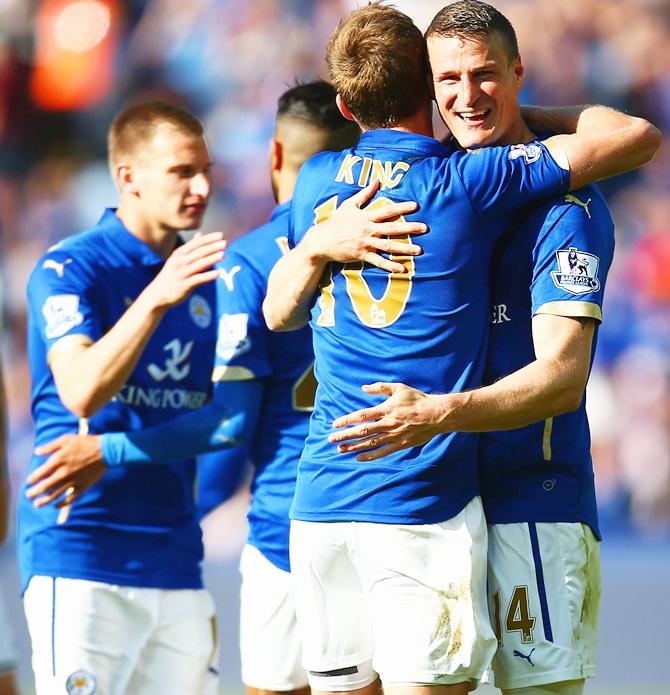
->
<box><xmin>191</xmin><ymin>172</ymin><xmax>211</xmax><ymax>199</ymax></box>
<box><xmin>459</xmin><ymin>77</ymin><xmax>479</xmax><ymax>107</ymax></box>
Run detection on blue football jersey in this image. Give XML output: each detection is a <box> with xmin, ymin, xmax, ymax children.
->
<box><xmin>20</xmin><ymin>209</ymin><xmax>216</xmax><ymax>592</ymax></box>
<box><xmin>288</xmin><ymin>129</ymin><xmax>570</xmax><ymax>524</ymax></box>
<box><xmin>199</xmin><ymin>202</ymin><xmax>314</xmax><ymax>571</ymax></box>
<box><xmin>480</xmin><ymin>186</ymin><xmax>614</xmax><ymax>538</ymax></box>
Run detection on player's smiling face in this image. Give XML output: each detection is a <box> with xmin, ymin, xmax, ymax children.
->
<box><xmin>428</xmin><ymin>32</ymin><xmax>523</xmax><ymax>149</ymax></box>
<box><xmin>132</xmin><ymin>124</ymin><xmax>213</xmax><ymax>232</ymax></box>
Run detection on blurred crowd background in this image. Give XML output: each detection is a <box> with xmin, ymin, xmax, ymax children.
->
<box><xmin>0</xmin><ymin>0</ymin><xmax>669</xmax><ymax>556</ymax></box>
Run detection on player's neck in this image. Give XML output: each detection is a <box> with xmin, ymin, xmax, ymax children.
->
<box><xmin>115</xmin><ymin>206</ymin><xmax>178</xmax><ymax>259</ymax></box>
<box><xmin>361</xmin><ymin>104</ymin><xmax>434</xmax><ymax>139</ymax></box>
<box><xmin>495</xmin><ymin>118</ymin><xmax>537</xmax><ymax>147</ymax></box>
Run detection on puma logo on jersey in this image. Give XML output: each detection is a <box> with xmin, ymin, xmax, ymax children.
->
<box><xmin>42</xmin><ymin>258</ymin><xmax>72</xmax><ymax>277</ymax></box>
<box><xmin>513</xmin><ymin>648</ymin><xmax>535</xmax><ymax>666</ymax></box>
<box><xmin>219</xmin><ymin>265</ymin><xmax>241</xmax><ymax>291</ymax></box>
<box><xmin>147</xmin><ymin>339</ymin><xmax>194</xmax><ymax>382</ymax></box>
<box><xmin>564</xmin><ymin>194</ymin><xmax>592</xmax><ymax>219</ymax></box>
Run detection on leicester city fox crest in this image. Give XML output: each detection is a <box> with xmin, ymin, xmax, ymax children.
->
<box><xmin>551</xmin><ymin>246</ymin><xmax>600</xmax><ymax>295</ymax></box>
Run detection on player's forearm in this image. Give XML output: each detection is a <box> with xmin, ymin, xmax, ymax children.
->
<box><xmin>544</xmin><ymin>106</ymin><xmax>661</xmax><ymax>190</ymax></box>
<box><xmin>102</xmin><ymin>379</ymin><xmax>263</xmax><ymax>465</ymax></box>
<box><xmin>520</xmin><ymin>105</ymin><xmax>587</xmax><ymax>135</ymax></box>
<box><xmin>444</xmin><ymin>358</ymin><xmax>586</xmax><ymax>432</ymax></box>
<box><xmin>263</xmin><ymin>237</ymin><xmax>327</xmax><ymax>331</ymax></box>
<box><xmin>53</xmin><ymin>291</ymin><xmax>168</xmax><ymax>417</ymax></box>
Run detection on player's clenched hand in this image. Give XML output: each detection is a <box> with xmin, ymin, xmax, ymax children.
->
<box><xmin>144</xmin><ymin>232</ymin><xmax>227</xmax><ymax>309</ymax></box>
<box><xmin>302</xmin><ymin>181</ymin><xmax>427</xmax><ymax>273</ymax></box>
<box><xmin>329</xmin><ymin>382</ymin><xmax>450</xmax><ymax>460</ymax></box>
<box><xmin>27</xmin><ymin>434</ymin><xmax>106</xmax><ymax>507</ymax></box>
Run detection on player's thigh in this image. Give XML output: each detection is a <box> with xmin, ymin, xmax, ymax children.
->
<box><xmin>23</xmin><ymin>576</ymin><xmax>152</xmax><ymax>695</ymax></box>
<box><xmin>487</xmin><ymin>522</ymin><xmax>600</xmax><ymax>691</ymax></box>
<box><xmin>239</xmin><ymin>544</ymin><xmax>308</xmax><ymax>691</ymax></box>
<box><xmin>290</xmin><ymin>520</ymin><xmax>377</xmax><ymax>691</ymax></box>
<box><xmin>359</xmin><ymin>497</ymin><xmax>496</xmax><ymax>688</ymax></box>
<box><xmin>126</xmin><ymin>588</ymin><xmax>218</xmax><ymax>695</ymax></box>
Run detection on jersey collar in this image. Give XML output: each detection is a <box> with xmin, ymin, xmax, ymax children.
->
<box><xmin>269</xmin><ymin>201</ymin><xmax>291</xmax><ymax>222</ymax></box>
<box><xmin>97</xmin><ymin>208</ymin><xmax>168</xmax><ymax>266</ymax></box>
<box><xmin>358</xmin><ymin>129</ymin><xmax>450</xmax><ymax>158</ymax></box>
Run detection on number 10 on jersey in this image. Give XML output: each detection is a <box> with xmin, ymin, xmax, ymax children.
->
<box><xmin>313</xmin><ymin>195</ymin><xmax>416</xmax><ymax>329</ymax></box>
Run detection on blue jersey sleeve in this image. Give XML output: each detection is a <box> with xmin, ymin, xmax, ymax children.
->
<box><xmin>530</xmin><ymin>187</ymin><xmax>614</xmax><ymax>321</ymax></box>
<box><xmin>28</xmin><ymin>249</ymin><xmax>102</xmax><ymax>351</ymax></box>
<box><xmin>213</xmin><ymin>245</ymin><xmax>272</xmax><ymax>381</ymax></box>
<box><xmin>101</xmin><ymin>377</ymin><xmax>264</xmax><ymax>464</ymax></box>
<box><xmin>455</xmin><ymin>141</ymin><xmax>570</xmax><ymax>223</ymax></box>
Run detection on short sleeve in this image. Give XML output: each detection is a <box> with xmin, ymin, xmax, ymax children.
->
<box><xmin>212</xmin><ymin>245</ymin><xmax>272</xmax><ymax>382</ymax></box>
<box><xmin>28</xmin><ymin>249</ymin><xmax>102</xmax><ymax>353</ymax></box>
<box><xmin>530</xmin><ymin>188</ymin><xmax>614</xmax><ymax>322</ymax></box>
<box><xmin>455</xmin><ymin>141</ymin><xmax>570</xmax><ymax>221</ymax></box>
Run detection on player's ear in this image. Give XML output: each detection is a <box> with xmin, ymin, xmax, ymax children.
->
<box><xmin>513</xmin><ymin>56</ymin><xmax>524</xmax><ymax>89</ymax></box>
<box><xmin>270</xmin><ymin>137</ymin><xmax>282</xmax><ymax>174</ymax></box>
<box><xmin>114</xmin><ymin>163</ymin><xmax>140</xmax><ymax>197</ymax></box>
<box><xmin>336</xmin><ymin>94</ymin><xmax>356</xmax><ymax>122</ymax></box>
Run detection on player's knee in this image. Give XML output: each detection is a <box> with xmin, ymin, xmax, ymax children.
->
<box><xmin>504</xmin><ymin>679</ymin><xmax>584</xmax><ymax>695</ymax></box>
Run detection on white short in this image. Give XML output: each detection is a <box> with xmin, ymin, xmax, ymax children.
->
<box><xmin>23</xmin><ymin>576</ymin><xmax>219</xmax><ymax>695</ymax></box>
<box><xmin>485</xmin><ymin>522</ymin><xmax>600</xmax><ymax>690</ymax></box>
<box><xmin>239</xmin><ymin>544</ymin><xmax>308</xmax><ymax>690</ymax></box>
<box><xmin>290</xmin><ymin>497</ymin><xmax>496</xmax><ymax>690</ymax></box>
<box><xmin>0</xmin><ymin>589</ymin><xmax>16</xmax><ymax>674</ymax></box>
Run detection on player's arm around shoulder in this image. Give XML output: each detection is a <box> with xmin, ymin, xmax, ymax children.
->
<box><xmin>45</xmin><ymin>233</ymin><xmax>226</xmax><ymax>418</ymax></box>
<box><xmin>539</xmin><ymin>105</ymin><xmax>662</xmax><ymax>190</ymax></box>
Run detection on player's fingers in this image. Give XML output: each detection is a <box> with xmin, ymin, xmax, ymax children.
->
<box><xmin>183</xmin><ymin>241</ymin><xmax>227</xmax><ymax>264</ymax></box>
<box><xmin>337</xmin><ymin>434</ymin><xmax>386</xmax><ymax>454</ymax></box>
<box><xmin>26</xmin><ymin>453</ymin><xmax>64</xmax><ymax>485</ymax></box>
<box><xmin>189</xmin><ymin>269</ymin><xmax>221</xmax><ymax>288</ymax></box>
<box><xmin>362</xmin><ymin>252</ymin><xmax>407</xmax><ymax>273</ymax></box>
<box><xmin>57</xmin><ymin>487</ymin><xmax>82</xmax><ymax>507</ymax></box>
<box><xmin>330</xmin><ymin>421</ymin><xmax>388</xmax><ymax>445</ymax></box>
<box><xmin>184</xmin><ymin>250</ymin><xmax>226</xmax><ymax>275</ymax></box>
<box><xmin>34</xmin><ymin>435</ymin><xmax>70</xmax><ymax>457</ymax></box>
<box><xmin>356</xmin><ymin>441</ymin><xmax>404</xmax><ymax>461</ymax></box>
<box><xmin>32</xmin><ymin>482</ymin><xmax>73</xmax><ymax>508</ymax></box>
<box><xmin>332</xmin><ymin>407</ymin><xmax>385</xmax><ymax>430</ymax></box>
<box><xmin>361</xmin><ymin>382</ymin><xmax>396</xmax><ymax>396</ymax></box>
<box><xmin>368</xmin><ymin>201</ymin><xmax>419</xmax><ymax>222</ymax></box>
<box><xmin>367</xmin><ymin>237</ymin><xmax>422</xmax><ymax>256</ymax></box>
<box><xmin>342</xmin><ymin>180</ymin><xmax>380</xmax><ymax>209</ymax></box>
<box><xmin>371</xmin><ymin>221</ymin><xmax>427</xmax><ymax>236</ymax></box>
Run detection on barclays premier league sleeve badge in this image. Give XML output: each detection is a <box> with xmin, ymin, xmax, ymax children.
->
<box><xmin>551</xmin><ymin>247</ymin><xmax>601</xmax><ymax>295</ymax></box>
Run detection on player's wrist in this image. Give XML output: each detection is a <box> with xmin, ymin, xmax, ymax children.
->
<box><xmin>300</xmin><ymin>226</ymin><xmax>333</xmax><ymax>266</ymax></box>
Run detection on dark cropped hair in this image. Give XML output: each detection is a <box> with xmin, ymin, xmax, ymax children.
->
<box><xmin>426</xmin><ymin>0</ymin><xmax>519</xmax><ymax>63</ymax></box>
<box><xmin>277</xmin><ymin>80</ymin><xmax>349</xmax><ymax>131</ymax></box>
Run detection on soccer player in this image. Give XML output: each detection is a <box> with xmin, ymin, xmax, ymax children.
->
<box><xmin>0</xmin><ymin>362</ymin><xmax>18</xmax><ymax>695</ymax></box>
<box><xmin>26</xmin><ymin>81</ymin><xmax>362</xmax><ymax>695</ymax></box>
<box><xmin>20</xmin><ymin>101</ymin><xmax>227</xmax><ymax>695</ymax></box>
<box><xmin>261</xmin><ymin>4</ymin><xmax>659</xmax><ymax>695</ymax></box>
<box><xmin>326</xmin><ymin>3</ymin><xmax>661</xmax><ymax>695</ymax></box>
